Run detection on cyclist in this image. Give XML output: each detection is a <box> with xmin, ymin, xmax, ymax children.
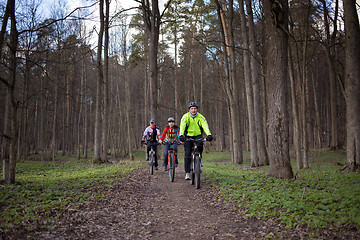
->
<box><xmin>141</xmin><ymin>119</ymin><xmax>161</xmax><ymax>170</ymax></box>
<box><xmin>179</xmin><ymin>102</ymin><xmax>213</xmax><ymax>180</ymax></box>
<box><xmin>158</xmin><ymin>117</ymin><xmax>181</xmax><ymax>171</ymax></box>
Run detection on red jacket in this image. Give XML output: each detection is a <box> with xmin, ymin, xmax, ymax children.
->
<box><xmin>160</xmin><ymin>126</ymin><xmax>180</xmax><ymax>142</ymax></box>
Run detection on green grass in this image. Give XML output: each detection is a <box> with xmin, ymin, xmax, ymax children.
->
<box><xmin>202</xmin><ymin>149</ymin><xmax>360</xmax><ymax>230</ymax></box>
<box><xmin>1</xmin><ymin>149</ymin><xmax>359</xmax><ymax>233</ymax></box>
<box><xmin>0</xmin><ymin>152</ymin><xmax>145</xmax><ymax>233</ymax></box>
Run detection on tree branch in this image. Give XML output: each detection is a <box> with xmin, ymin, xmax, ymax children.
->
<box><xmin>18</xmin><ymin>2</ymin><xmax>98</xmax><ymax>35</ymax></box>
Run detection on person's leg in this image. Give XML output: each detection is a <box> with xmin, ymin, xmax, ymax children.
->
<box><xmin>153</xmin><ymin>144</ymin><xmax>158</xmax><ymax>168</ymax></box>
<box><xmin>146</xmin><ymin>142</ymin><xmax>151</xmax><ymax>160</ymax></box>
<box><xmin>163</xmin><ymin>142</ymin><xmax>169</xmax><ymax>169</ymax></box>
<box><xmin>184</xmin><ymin>141</ymin><xmax>193</xmax><ymax>173</ymax></box>
<box><xmin>173</xmin><ymin>142</ymin><xmax>179</xmax><ymax>164</ymax></box>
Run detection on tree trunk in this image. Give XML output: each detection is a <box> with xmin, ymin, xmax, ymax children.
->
<box><xmin>2</xmin><ymin>0</ymin><xmax>18</xmax><ymax>184</ymax></box>
<box><xmin>288</xmin><ymin>47</ymin><xmax>302</xmax><ymax>169</ymax></box>
<box><xmin>343</xmin><ymin>0</ymin><xmax>360</xmax><ymax>170</ymax></box>
<box><xmin>142</xmin><ymin>0</ymin><xmax>160</xmax><ymax>121</ymax></box>
<box><xmin>239</xmin><ymin>0</ymin><xmax>258</xmax><ymax>167</ymax></box>
<box><xmin>77</xmin><ymin>56</ymin><xmax>85</xmax><ymax>160</ymax></box>
<box><xmin>245</xmin><ymin>0</ymin><xmax>268</xmax><ymax>166</ymax></box>
<box><xmin>262</xmin><ymin>0</ymin><xmax>293</xmax><ymax>179</ymax></box>
<box><xmin>215</xmin><ymin>0</ymin><xmax>243</xmax><ymax>164</ymax></box>
<box><xmin>93</xmin><ymin>0</ymin><xmax>104</xmax><ymax>163</ymax></box>
<box><xmin>122</xmin><ymin>26</ymin><xmax>134</xmax><ymax>160</ymax></box>
<box><xmin>301</xmin><ymin>7</ymin><xmax>310</xmax><ymax>169</ymax></box>
<box><xmin>174</xmin><ymin>27</ymin><xmax>179</xmax><ymax>121</ymax></box>
<box><xmin>321</xmin><ymin>0</ymin><xmax>339</xmax><ymax>149</ymax></box>
<box><xmin>101</xmin><ymin>0</ymin><xmax>110</xmax><ymax>162</ymax></box>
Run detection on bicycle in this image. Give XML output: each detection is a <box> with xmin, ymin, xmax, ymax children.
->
<box><xmin>185</xmin><ymin>137</ymin><xmax>206</xmax><ymax>189</ymax></box>
<box><xmin>143</xmin><ymin>141</ymin><xmax>158</xmax><ymax>175</ymax></box>
<box><xmin>164</xmin><ymin>141</ymin><xmax>178</xmax><ymax>182</ymax></box>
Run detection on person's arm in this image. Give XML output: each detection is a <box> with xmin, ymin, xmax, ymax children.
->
<box><xmin>156</xmin><ymin>127</ymin><xmax>161</xmax><ymax>140</ymax></box>
<box><xmin>179</xmin><ymin>114</ymin><xmax>188</xmax><ymax>136</ymax></box>
<box><xmin>160</xmin><ymin>127</ymin><xmax>168</xmax><ymax>141</ymax></box>
<box><xmin>142</xmin><ymin>127</ymin><xmax>147</xmax><ymax>140</ymax></box>
<box><xmin>199</xmin><ymin>115</ymin><xmax>211</xmax><ymax>136</ymax></box>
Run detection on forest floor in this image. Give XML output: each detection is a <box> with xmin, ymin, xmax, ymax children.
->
<box><xmin>6</xmin><ymin>162</ymin><xmax>359</xmax><ymax>240</ymax></box>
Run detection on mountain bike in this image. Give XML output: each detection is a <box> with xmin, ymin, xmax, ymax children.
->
<box><xmin>186</xmin><ymin>137</ymin><xmax>206</xmax><ymax>189</ymax></box>
<box><xmin>143</xmin><ymin>142</ymin><xmax>158</xmax><ymax>175</ymax></box>
<box><xmin>165</xmin><ymin>141</ymin><xmax>177</xmax><ymax>182</ymax></box>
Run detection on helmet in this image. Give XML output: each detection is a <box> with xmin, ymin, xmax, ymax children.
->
<box><xmin>149</xmin><ymin>119</ymin><xmax>155</xmax><ymax>123</ymax></box>
<box><xmin>188</xmin><ymin>102</ymin><xmax>199</xmax><ymax>109</ymax></box>
<box><xmin>168</xmin><ymin>117</ymin><xmax>175</xmax><ymax>122</ymax></box>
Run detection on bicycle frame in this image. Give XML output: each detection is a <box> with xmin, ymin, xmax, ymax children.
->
<box><xmin>166</xmin><ymin>142</ymin><xmax>177</xmax><ymax>182</ymax></box>
<box><xmin>186</xmin><ymin>137</ymin><xmax>206</xmax><ymax>189</ymax></box>
<box><xmin>144</xmin><ymin>142</ymin><xmax>158</xmax><ymax>175</ymax></box>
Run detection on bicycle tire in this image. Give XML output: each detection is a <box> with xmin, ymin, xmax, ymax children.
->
<box><xmin>150</xmin><ymin>153</ymin><xmax>154</xmax><ymax>175</ymax></box>
<box><xmin>194</xmin><ymin>155</ymin><xmax>201</xmax><ymax>189</ymax></box>
<box><xmin>169</xmin><ymin>153</ymin><xmax>175</xmax><ymax>182</ymax></box>
<box><xmin>191</xmin><ymin>156</ymin><xmax>195</xmax><ymax>185</ymax></box>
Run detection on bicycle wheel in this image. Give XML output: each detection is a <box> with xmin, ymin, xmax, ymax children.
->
<box><xmin>169</xmin><ymin>154</ymin><xmax>175</xmax><ymax>182</ymax></box>
<box><xmin>149</xmin><ymin>153</ymin><xmax>154</xmax><ymax>175</ymax></box>
<box><xmin>194</xmin><ymin>155</ymin><xmax>201</xmax><ymax>189</ymax></box>
<box><xmin>191</xmin><ymin>156</ymin><xmax>195</xmax><ymax>185</ymax></box>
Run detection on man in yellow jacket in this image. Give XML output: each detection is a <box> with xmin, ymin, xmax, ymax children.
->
<box><xmin>179</xmin><ymin>102</ymin><xmax>213</xmax><ymax>180</ymax></box>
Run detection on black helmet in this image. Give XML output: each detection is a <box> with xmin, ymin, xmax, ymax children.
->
<box><xmin>168</xmin><ymin>117</ymin><xmax>175</xmax><ymax>122</ymax></box>
<box><xmin>188</xmin><ymin>102</ymin><xmax>199</xmax><ymax>109</ymax></box>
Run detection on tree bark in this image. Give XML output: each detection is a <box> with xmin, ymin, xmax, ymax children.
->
<box><xmin>2</xmin><ymin>0</ymin><xmax>18</xmax><ymax>184</ymax></box>
<box><xmin>321</xmin><ymin>0</ymin><xmax>339</xmax><ymax>149</ymax></box>
<box><xmin>101</xmin><ymin>0</ymin><xmax>110</xmax><ymax>162</ymax></box>
<box><xmin>343</xmin><ymin>0</ymin><xmax>360</xmax><ymax>170</ymax></box>
<box><xmin>245</xmin><ymin>0</ymin><xmax>268</xmax><ymax>166</ymax></box>
<box><xmin>239</xmin><ymin>0</ymin><xmax>258</xmax><ymax>167</ymax></box>
<box><xmin>141</xmin><ymin>0</ymin><xmax>160</xmax><ymax>121</ymax></box>
<box><xmin>93</xmin><ymin>0</ymin><xmax>104</xmax><ymax>163</ymax></box>
<box><xmin>214</xmin><ymin>0</ymin><xmax>243</xmax><ymax>164</ymax></box>
<box><xmin>288</xmin><ymin>46</ymin><xmax>302</xmax><ymax>169</ymax></box>
<box><xmin>262</xmin><ymin>0</ymin><xmax>293</xmax><ymax>179</ymax></box>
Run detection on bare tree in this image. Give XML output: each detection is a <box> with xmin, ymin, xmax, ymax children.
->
<box><xmin>343</xmin><ymin>0</ymin><xmax>360</xmax><ymax>171</ymax></box>
<box><xmin>239</xmin><ymin>0</ymin><xmax>258</xmax><ymax>167</ymax></box>
<box><xmin>245</xmin><ymin>0</ymin><xmax>268</xmax><ymax>166</ymax></box>
<box><xmin>93</xmin><ymin>0</ymin><xmax>105</xmax><ymax>163</ymax></box>
<box><xmin>1</xmin><ymin>0</ymin><xmax>18</xmax><ymax>184</ymax></box>
<box><xmin>214</xmin><ymin>0</ymin><xmax>243</xmax><ymax>164</ymax></box>
<box><xmin>320</xmin><ymin>0</ymin><xmax>339</xmax><ymax>149</ymax></box>
<box><xmin>262</xmin><ymin>0</ymin><xmax>293</xmax><ymax>179</ymax></box>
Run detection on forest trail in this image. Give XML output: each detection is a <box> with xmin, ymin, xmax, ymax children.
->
<box><xmin>38</xmin><ymin>163</ymin><xmax>275</xmax><ymax>239</ymax></box>
<box><xmin>35</xmin><ymin>163</ymin><xmax>355</xmax><ymax>240</ymax></box>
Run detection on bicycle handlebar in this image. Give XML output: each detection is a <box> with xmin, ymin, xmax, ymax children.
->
<box><xmin>184</xmin><ymin>137</ymin><xmax>207</xmax><ymax>143</ymax></box>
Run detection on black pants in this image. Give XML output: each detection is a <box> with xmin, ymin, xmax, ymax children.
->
<box><xmin>184</xmin><ymin>136</ymin><xmax>203</xmax><ymax>173</ymax></box>
<box><xmin>146</xmin><ymin>141</ymin><xmax>158</xmax><ymax>167</ymax></box>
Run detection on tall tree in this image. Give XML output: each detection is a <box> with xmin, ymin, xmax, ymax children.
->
<box><xmin>93</xmin><ymin>0</ymin><xmax>105</xmax><ymax>163</ymax></box>
<box><xmin>214</xmin><ymin>0</ymin><xmax>243</xmax><ymax>164</ymax></box>
<box><xmin>239</xmin><ymin>0</ymin><xmax>258</xmax><ymax>167</ymax></box>
<box><xmin>101</xmin><ymin>0</ymin><xmax>110</xmax><ymax>162</ymax></box>
<box><xmin>140</xmin><ymin>0</ymin><xmax>160</xmax><ymax>120</ymax></box>
<box><xmin>343</xmin><ymin>0</ymin><xmax>360</xmax><ymax>171</ymax></box>
<box><xmin>1</xmin><ymin>0</ymin><xmax>18</xmax><ymax>184</ymax></box>
<box><xmin>245</xmin><ymin>0</ymin><xmax>268</xmax><ymax>166</ymax></box>
<box><xmin>262</xmin><ymin>0</ymin><xmax>293</xmax><ymax>179</ymax></box>
<box><xmin>320</xmin><ymin>0</ymin><xmax>339</xmax><ymax>149</ymax></box>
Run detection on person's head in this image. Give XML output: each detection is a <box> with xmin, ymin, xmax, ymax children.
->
<box><xmin>149</xmin><ymin>119</ymin><xmax>155</xmax><ymax>127</ymax></box>
<box><xmin>167</xmin><ymin>117</ymin><xmax>175</xmax><ymax>127</ymax></box>
<box><xmin>188</xmin><ymin>102</ymin><xmax>198</xmax><ymax>115</ymax></box>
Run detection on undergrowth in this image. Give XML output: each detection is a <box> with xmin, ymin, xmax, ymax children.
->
<box><xmin>0</xmin><ymin>152</ymin><xmax>145</xmax><ymax>233</ymax></box>
<box><xmin>202</xmin><ymin>149</ymin><xmax>360</xmax><ymax>230</ymax></box>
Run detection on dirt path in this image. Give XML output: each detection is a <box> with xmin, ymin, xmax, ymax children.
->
<box><xmin>31</xmin><ymin>163</ymin><xmax>358</xmax><ymax>240</ymax></box>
